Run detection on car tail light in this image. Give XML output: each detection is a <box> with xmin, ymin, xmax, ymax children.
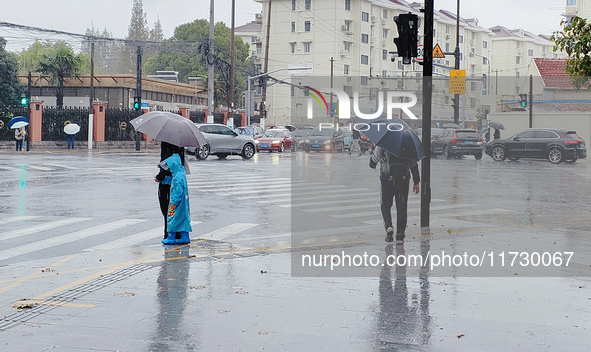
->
<box><xmin>565</xmin><ymin>140</ymin><xmax>583</xmax><ymax>145</ymax></box>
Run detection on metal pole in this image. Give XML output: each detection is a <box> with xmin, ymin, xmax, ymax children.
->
<box><xmin>261</xmin><ymin>0</ymin><xmax>272</xmax><ymax>123</ymax></box>
<box><xmin>421</xmin><ymin>0</ymin><xmax>434</xmax><ymax>229</ymax></box>
<box><xmin>26</xmin><ymin>72</ymin><xmax>31</xmax><ymax>151</ymax></box>
<box><xmin>247</xmin><ymin>78</ymin><xmax>251</xmax><ymax>125</ymax></box>
<box><xmin>529</xmin><ymin>74</ymin><xmax>533</xmax><ymax>128</ymax></box>
<box><xmin>330</xmin><ymin>56</ymin><xmax>334</xmax><ymax>124</ymax></box>
<box><xmin>207</xmin><ymin>0</ymin><xmax>215</xmax><ymax>123</ymax></box>
<box><xmin>229</xmin><ymin>0</ymin><xmax>236</xmax><ymax>121</ymax></box>
<box><xmin>453</xmin><ymin>0</ymin><xmax>460</xmax><ymax>125</ymax></box>
<box><xmin>88</xmin><ymin>42</ymin><xmax>94</xmax><ymax>150</ymax></box>
<box><xmin>135</xmin><ymin>46</ymin><xmax>142</xmax><ymax>151</ymax></box>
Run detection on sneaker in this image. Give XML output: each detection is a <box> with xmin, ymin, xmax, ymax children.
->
<box><xmin>395</xmin><ymin>233</ymin><xmax>405</xmax><ymax>245</ymax></box>
<box><xmin>385</xmin><ymin>227</ymin><xmax>394</xmax><ymax>242</ymax></box>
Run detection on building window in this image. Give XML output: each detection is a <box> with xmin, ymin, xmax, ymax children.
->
<box><xmin>516</xmin><ymin>70</ymin><xmax>520</xmax><ymax>78</ymax></box>
<box><xmin>483</xmin><ymin>40</ymin><xmax>488</xmax><ymax>49</ymax></box>
<box><xmin>361</xmin><ymin>76</ymin><xmax>368</xmax><ymax>85</ymax></box>
<box><xmin>292</xmin><ymin>0</ymin><xmax>296</xmax><ymax>10</ymax></box>
<box><xmin>382</xmin><ymin>70</ymin><xmax>387</xmax><ymax>77</ymax></box>
<box><xmin>345</xmin><ymin>0</ymin><xmax>350</xmax><ymax>10</ymax></box>
<box><xmin>344</xmin><ymin>64</ymin><xmax>349</xmax><ymax>75</ymax></box>
<box><xmin>383</xmin><ymin>9</ymin><xmax>388</xmax><ymax>19</ymax></box>
<box><xmin>382</xmin><ymin>29</ymin><xmax>388</xmax><ymax>39</ymax></box>
<box><xmin>515</xmin><ymin>86</ymin><xmax>520</xmax><ymax>95</ymax></box>
<box><xmin>381</xmin><ymin>49</ymin><xmax>387</xmax><ymax>60</ymax></box>
<box><xmin>362</xmin><ymin>33</ymin><xmax>369</xmax><ymax>43</ymax></box>
<box><xmin>361</xmin><ymin>55</ymin><xmax>369</xmax><ymax>64</ymax></box>
<box><xmin>483</xmin><ymin>57</ymin><xmax>487</xmax><ymax>64</ymax></box>
<box><xmin>362</xmin><ymin>12</ymin><xmax>369</xmax><ymax>22</ymax></box>
<box><xmin>471</xmin><ymin>81</ymin><xmax>477</xmax><ymax>91</ymax></box>
<box><xmin>305</xmin><ymin>21</ymin><xmax>311</xmax><ymax>32</ymax></box>
<box><xmin>291</xmin><ymin>22</ymin><xmax>295</xmax><ymax>32</ymax></box>
<box><xmin>459</xmin><ymin>35</ymin><xmax>463</xmax><ymax>43</ymax></box>
<box><xmin>446</xmin><ymin>25</ymin><xmax>450</xmax><ymax>33</ymax></box>
<box><xmin>445</xmin><ymin>43</ymin><xmax>449</xmax><ymax>52</ymax></box>
<box><xmin>543</xmin><ymin>46</ymin><xmax>546</xmax><ymax>53</ymax></box>
<box><xmin>516</xmin><ymin>56</ymin><xmax>520</xmax><ymax>64</ymax></box>
<box><xmin>528</xmin><ymin>49</ymin><xmax>534</xmax><ymax>56</ymax></box>
<box><xmin>470</xmin><ymin>97</ymin><xmax>476</xmax><ymax>109</ymax></box>
<box><xmin>291</xmin><ymin>85</ymin><xmax>295</xmax><ymax>97</ymax></box>
<box><xmin>290</xmin><ymin>42</ymin><xmax>296</xmax><ymax>53</ymax></box>
<box><xmin>305</xmin><ymin>0</ymin><xmax>311</xmax><ymax>10</ymax></box>
<box><xmin>433</xmin><ymin>28</ymin><xmax>436</xmax><ymax>37</ymax></box>
<box><xmin>304</xmin><ymin>42</ymin><xmax>311</xmax><ymax>53</ymax></box>
<box><xmin>516</xmin><ymin>41</ymin><xmax>520</xmax><ymax>48</ymax></box>
<box><xmin>568</xmin><ymin>0</ymin><xmax>575</xmax><ymax>5</ymax></box>
<box><xmin>398</xmin><ymin>61</ymin><xmax>403</xmax><ymax>69</ymax></box>
<box><xmin>344</xmin><ymin>41</ymin><xmax>351</xmax><ymax>52</ymax></box>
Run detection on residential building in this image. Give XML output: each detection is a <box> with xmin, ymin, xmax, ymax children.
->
<box><xmin>563</xmin><ymin>0</ymin><xmax>591</xmax><ymax>20</ymax></box>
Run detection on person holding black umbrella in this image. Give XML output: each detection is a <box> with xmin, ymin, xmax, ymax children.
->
<box><xmin>370</xmin><ymin>146</ymin><xmax>420</xmax><ymax>244</ymax></box>
<box><xmin>155</xmin><ymin>142</ymin><xmax>186</xmax><ymax>241</ymax></box>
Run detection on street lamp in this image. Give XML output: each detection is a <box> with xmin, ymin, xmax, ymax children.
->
<box><xmin>247</xmin><ymin>67</ymin><xmax>312</xmax><ymax>126</ymax></box>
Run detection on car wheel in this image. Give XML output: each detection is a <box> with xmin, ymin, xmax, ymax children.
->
<box><xmin>444</xmin><ymin>146</ymin><xmax>452</xmax><ymax>159</ymax></box>
<box><xmin>474</xmin><ymin>152</ymin><xmax>482</xmax><ymax>160</ymax></box>
<box><xmin>242</xmin><ymin>143</ymin><xmax>255</xmax><ymax>160</ymax></box>
<box><xmin>491</xmin><ymin>146</ymin><xmax>506</xmax><ymax>161</ymax></box>
<box><xmin>279</xmin><ymin>143</ymin><xmax>284</xmax><ymax>152</ymax></box>
<box><xmin>217</xmin><ymin>153</ymin><xmax>228</xmax><ymax>159</ymax></box>
<box><xmin>196</xmin><ymin>144</ymin><xmax>210</xmax><ymax>160</ymax></box>
<box><xmin>547</xmin><ymin>147</ymin><xmax>563</xmax><ymax>164</ymax></box>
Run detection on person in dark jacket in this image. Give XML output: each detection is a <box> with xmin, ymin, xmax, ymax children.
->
<box><xmin>493</xmin><ymin>128</ymin><xmax>501</xmax><ymax>140</ymax></box>
<box><xmin>154</xmin><ymin>142</ymin><xmax>185</xmax><ymax>240</ymax></box>
<box><xmin>370</xmin><ymin>146</ymin><xmax>420</xmax><ymax>244</ymax></box>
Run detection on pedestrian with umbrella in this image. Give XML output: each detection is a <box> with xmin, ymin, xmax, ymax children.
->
<box><xmin>64</xmin><ymin>123</ymin><xmax>81</xmax><ymax>149</ymax></box>
<box><xmin>130</xmin><ymin>111</ymin><xmax>206</xmax><ymax>243</ymax></box>
<box><xmin>362</xmin><ymin>117</ymin><xmax>425</xmax><ymax>244</ymax></box>
<box><xmin>8</xmin><ymin>116</ymin><xmax>29</xmax><ymax>152</ymax></box>
<box><xmin>489</xmin><ymin>121</ymin><xmax>504</xmax><ymax>140</ymax></box>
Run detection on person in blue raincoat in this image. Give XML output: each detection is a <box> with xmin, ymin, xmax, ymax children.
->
<box><xmin>160</xmin><ymin>153</ymin><xmax>192</xmax><ymax>245</ymax></box>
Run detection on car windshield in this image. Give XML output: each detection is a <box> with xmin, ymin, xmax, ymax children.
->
<box><xmin>263</xmin><ymin>130</ymin><xmax>284</xmax><ymax>138</ymax></box>
<box><xmin>309</xmin><ymin>128</ymin><xmax>334</xmax><ymax>136</ymax></box>
<box><xmin>292</xmin><ymin>130</ymin><xmax>311</xmax><ymax>138</ymax></box>
<box><xmin>238</xmin><ymin>128</ymin><xmax>253</xmax><ymax>135</ymax></box>
<box><xmin>566</xmin><ymin>132</ymin><xmax>583</xmax><ymax>140</ymax></box>
<box><xmin>455</xmin><ymin>131</ymin><xmax>480</xmax><ymax>139</ymax></box>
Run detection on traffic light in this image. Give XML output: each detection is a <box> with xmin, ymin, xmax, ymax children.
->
<box><xmin>519</xmin><ymin>94</ymin><xmax>527</xmax><ymax>108</ymax></box>
<box><xmin>20</xmin><ymin>92</ymin><xmax>28</xmax><ymax>106</ymax></box>
<box><xmin>394</xmin><ymin>12</ymin><xmax>420</xmax><ymax>65</ymax></box>
<box><xmin>451</xmin><ymin>96</ymin><xmax>459</xmax><ymax>110</ymax></box>
<box><xmin>134</xmin><ymin>97</ymin><xmax>141</xmax><ymax>111</ymax></box>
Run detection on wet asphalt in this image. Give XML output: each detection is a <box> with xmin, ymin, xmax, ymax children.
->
<box><xmin>0</xmin><ymin>148</ymin><xmax>590</xmax><ymax>351</ymax></box>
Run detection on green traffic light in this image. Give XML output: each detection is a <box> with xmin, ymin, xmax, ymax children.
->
<box><xmin>520</xmin><ymin>100</ymin><xmax>526</xmax><ymax>108</ymax></box>
<box><xmin>20</xmin><ymin>97</ymin><xmax>28</xmax><ymax>106</ymax></box>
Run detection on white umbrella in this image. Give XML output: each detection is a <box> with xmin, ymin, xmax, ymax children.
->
<box><xmin>10</xmin><ymin>121</ymin><xmax>29</xmax><ymax>129</ymax></box>
<box><xmin>64</xmin><ymin>123</ymin><xmax>81</xmax><ymax>135</ymax></box>
<box><xmin>130</xmin><ymin>111</ymin><xmax>206</xmax><ymax>147</ymax></box>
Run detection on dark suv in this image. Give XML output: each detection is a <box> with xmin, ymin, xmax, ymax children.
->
<box><xmin>432</xmin><ymin>129</ymin><xmax>483</xmax><ymax>159</ymax></box>
<box><xmin>485</xmin><ymin>128</ymin><xmax>587</xmax><ymax>164</ymax></box>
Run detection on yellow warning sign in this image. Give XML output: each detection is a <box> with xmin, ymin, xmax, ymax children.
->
<box><xmin>449</xmin><ymin>69</ymin><xmax>466</xmax><ymax>94</ymax></box>
<box><xmin>432</xmin><ymin>44</ymin><xmax>445</xmax><ymax>58</ymax></box>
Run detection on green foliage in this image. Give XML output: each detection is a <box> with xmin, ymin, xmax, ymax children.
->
<box><xmin>552</xmin><ymin>16</ymin><xmax>591</xmax><ymax>89</ymax></box>
<box><xmin>38</xmin><ymin>42</ymin><xmax>86</xmax><ymax>109</ymax></box>
<box><xmin>144</xmin><ymin>20</ymin><xmax>252</xmax><ymax>109</ymax></box>
<box><xmin>127</xmin><ymin>0</ymin><xmax>149</xmax><ymax>41</ymax></box>
<box><xmin>0</xmin><ymin>37</ymin><xmax>23</xmax><ymax>107</ymax></box>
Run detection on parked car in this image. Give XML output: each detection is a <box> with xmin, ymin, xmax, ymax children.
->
<box><xmin>291</xmin><ymin>128</ymin><xmax>313</xmax><ymax>150</ymax></box>
<box><xmin>303</xmin><ymin>127</ymin><xmax>345</xmax><ymax>152</ymax></box>
<box><xmin>342</xmin><ymin>130</ymin><xmax>353</xmax><ymax>152</ymax></box>
<box><xmin>236</xmin><ymin>125</ymin><xmax>264</xmax><ymax>139</ymax></box>
<box><xmin>485</xmin><ymin>128</ymin><xmax>587</xmax><ymax>164</ymax></box>
<box><xmin>185</xmin><ymin>123</ymin><xmax>256</xmax><ymax>160</ymax></box>
<box><xmin>416</xmin><ymin>127</ymin><xmax>443</xmax><ymax>142</ymax></box>
<box><xmin>255</xmin><ymin>129</ymin><xmax>294</xmax><ymax>152</ymax></box>
<box><xmin>432</xmin><ymin>129</ymin><xmax>483</xmax><ymax>159</ymax></box>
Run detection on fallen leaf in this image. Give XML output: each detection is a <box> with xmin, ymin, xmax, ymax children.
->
<box><xmin>218</xmin><ymin>309</ymin><xmax>229</xmax><ymax>314</ymax></box>
<box><xmin>258</xmin><ymin>331</ymin><xmax>268</xmax><ymax>335</ymax></box>
<box><xmin>13</xmin><ymin>303</ymin><xmax>36</xmax><ymax>309</ymax></box>
<box><xmin>114</xmin><ymin>292</ymin><xmax>136</xmax><ymax>297</ymax></box>
<box><xmin>457</xmin><ymin>334</ymin><xmax>464</xmax><ymax>339</ymax></box>
<box><xmin>235</xmin><ymin>291</ymin><xmax>249</xmax><ymax>295</ymax></box>
<box><xmin>190</xmin><ymin>285</ymin><xmax>207</xmax><ymax>290</ymax></box>
<box><xmin>260</xmin><ymin>270</ymin><xmax>267</xmax><ymax>274</ymax></box>
<box><xmin>447</xmin><ymin>229</ymin><xmax>452</xmax><ymax>234</ymax></box>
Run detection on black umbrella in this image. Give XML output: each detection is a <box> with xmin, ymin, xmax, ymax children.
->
<box><xmin>354</xmin><ymin>116</ymin><xmax>425</xmax><ymax>161</ymax></box>
<box><xmin>489</xmin><ymin>121</ymin><xmax>505</xmax><ymax>130</ymax></box>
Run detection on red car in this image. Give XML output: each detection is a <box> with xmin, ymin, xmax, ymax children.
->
<box><xmin>255</xmin><ymin>129</ymin><xmax>293</xmax><ymax>152</ymax></box>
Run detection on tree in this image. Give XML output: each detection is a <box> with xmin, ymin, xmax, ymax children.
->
<box><xmin>552</xmin><ymin>16</ymin><xmax>591</xmax><ymax>89</ymax></box>
<box><xmin>39</xmin><ymin>42</ymin><xmax>85</xmax><ymax>109</ymax></box>
<box><xmin>150</xmin><ymin>16</ymin><xmax>164</xmax><ymax>42</ymax></box>
<box><xmin>0</xmin><ymin>37</ymin><xmax>22</xmax><ymax>107</ymax></box>
<box><xmin>144</xmin><ymin>20</ymin><xmax>252</xmax><ymax>109</ymax></box>
<box><xmin>82</xmin><ymin>26</ymin><xmax>117</xmax><ymax>74</ymax></box>
<box><xmin>128</xmin><ymin>0</ymin><xmax>149</xmax><ymax>41</ymax></box>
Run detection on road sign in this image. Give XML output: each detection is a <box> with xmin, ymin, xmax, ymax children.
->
<box><xmin>416</xmin><ymin>44</ymin><xmax>424</xmax><ymax>62</ymax></box>
<box><xmin>433</xmin><ymin>44</ymin><xmax>445</xmax><ymax>58</ymax></box>
<box><xmin>449</xmin><ymin>69</ymin><xmax>466</xmax><ymax>94</ymax></box>
<box><xmin>141</xmin><ymin>102</ymin><xmax>149</xmax><ymax>108</ymax></box>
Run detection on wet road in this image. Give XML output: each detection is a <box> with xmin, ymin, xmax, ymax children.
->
<box><xmin>0</xmin><ymin>149</ymin><xmax>590</xmax><ymax>351</ymax></box>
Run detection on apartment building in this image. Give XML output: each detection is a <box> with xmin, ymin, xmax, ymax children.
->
<box><xmin>563</xmin><ymin>0</ymin><xmax>591</xmax><ymax>20</ymax></box>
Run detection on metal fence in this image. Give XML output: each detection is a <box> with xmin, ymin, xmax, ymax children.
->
<box><xmin>42</xmin><ymin>107</ymin><xmax>89</xmax><ymax>142</ymax></box>
<box><xmin>105</xmin><ymin>108</ymin><xmax>140</xmax><ymax>141</ymax></box>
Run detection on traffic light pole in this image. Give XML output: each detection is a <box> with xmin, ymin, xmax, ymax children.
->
<box><xmin>26</xmin><ymin>72</ymin><xmax>31</xmax><ymax>151</ymax></box>
<box><xmin>420</xmin><ymin>0</ymin><xmax>434</xmax><ymax>229</ymax></box>
<box><xmin>135</xmin><ymin>46</ymin><xmax>143</xmax><ymax>151</ymax></box>
<box><xmin>453</xmin><ymin>0</ymin><xmax>460</xmax><ymax>125</ymax></box>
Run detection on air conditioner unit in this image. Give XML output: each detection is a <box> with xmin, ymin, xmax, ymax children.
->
<box><xmin>254</xmin><ymin>36</ymin><xmax>261</xmax><ymax>42</ymax></box>
<box><xmin>255</xmin><ymin>13</ymin><xmax>262</xmax><ymax>21</ymax></box>
<box><xmin>340</xmin><ymin>50</ymin><xmax>348</xmax><ymax>56</ymax></box>
<box><xmin>445</xmin><ymin>34</ymin><xmax>450</xmax><ymax>39</ymax></box>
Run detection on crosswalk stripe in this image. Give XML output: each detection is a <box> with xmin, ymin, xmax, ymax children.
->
<box><xmin>260</xmin><ymin>191</ymin><xmax>379</xmax><ymax>206</ymax></box>
<box><xmin>302</xmin><ymin>197</ymin><xmax>438</xmax><ymax>213</ymax></box>
<box><xmin>26</xmin><ymin>165</ymin><xmax>54</xmax><ymax>171</ymax></box>
<box><xmin>222</xmin><ymin>183</ymin><xmax>330</xmax><ymax>196</ymax></box>
<box><xmin>0</xmin><ymin>219</ymin><xmax>146</xmax><ymax>261</ymax></box>
<box><xmin>0</xmin><ymin>166</ymin><xmax>18</xmax><ymax>171</ymax></box>
<box><xmin>284</xmin><ymin>196</ymin><xmax>381</xmax><ymax>208</ymax></box>
<box><xmin>0</xmin><ymin>218</ymin><xmax>92</xmax><ymax>241</ymax></box>
<box><xmin>188</xmin><ymin>176</ymin><xmax>289</xmax><ymax>186</ymax></box>
<box><xmin>42</xmin><ymin>163</ymin><xmax>80</xmax><ymax>170</ymax></box>
<box><xmin>0</xmin><ymin>216</ymin><xmax>40</xmax><ymax>226</ymax></box>
<box><xmin>193</xmin><ymin>179</ymin><xmax>292</xmax><ymax>190</ymax></box>
<box><xmin>237</xmin><ymin>186</ymin><xmax>359</xmax><ymax>200</ymax></box>
<box><xmin>196</xmin><ymin>223</ymin><xmax>259</xmax><ymax>242</ymax></box>
<box><xmin>330</xmin><ymin>201</ymin><xmax>462</xmax><ymax>218</ymax></box>
<box><xmin>83</xmin><ymin>221</ymin><xmax>203</xmax><ymax>251</ymax></box>
<box><xmin>361</xmin><ymin>208</ymin><xmax>511</xmax><ymax>225</ymax></box>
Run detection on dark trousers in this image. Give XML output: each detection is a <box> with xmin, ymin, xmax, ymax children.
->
<box><xmin>67</xmin><ymin>135</ymin><xmax>75</xmax><ymax>149</ymax></box>
<box><xmin>158</xmin><ymin>182</ymin><xmax>181</xmax><ymax>240</ymax></box>
<box><xmin>380</xmin><ymin>174</ymin><xmax>410</xmax><ymax>235</ymax></box>
<box><xmin>16</xmin><ymin>139</ymin><xmax>23</xmax><ymax>151</ymax></box>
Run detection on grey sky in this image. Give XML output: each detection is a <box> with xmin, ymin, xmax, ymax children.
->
<box><xmin>0</xmin><ymin>0</ymin><xmax>567</xmax><ymax>52</ymax></box>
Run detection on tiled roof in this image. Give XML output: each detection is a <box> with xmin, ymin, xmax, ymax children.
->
<box><xmin>534</xmin><ymin>58</ymin><xmax>574</xmax><ymax>89</ymax></box>
<box><xmin>235</xmin><ymin>21</ymin><xmax>262</xmax><ymax>33</ymax></box>
<box><xmin>506</xmin><ymin>101</ymin><xmax>591</xmax><ymax>112</ymax></box>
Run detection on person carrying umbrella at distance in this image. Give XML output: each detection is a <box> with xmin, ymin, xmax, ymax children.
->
<box><xmin>361</xmin><ymin>116</ymin><xmax>424</xmax><ymax>245</ymax></box>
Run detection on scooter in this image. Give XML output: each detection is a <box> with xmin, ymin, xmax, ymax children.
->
<box><xmin>360</xmin><ymin>135</ymin><xmax>374</xmax><ymax>155</ymax></box>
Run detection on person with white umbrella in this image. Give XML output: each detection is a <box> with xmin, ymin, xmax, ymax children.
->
<box><xmin>64</xmin><ymin>123</ymin><xmax>81</xmax><ymax>150</ymax></box>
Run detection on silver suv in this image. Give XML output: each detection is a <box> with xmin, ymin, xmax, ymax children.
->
<box><xmin>186</xmin><ymin>123</ymin><xmax>256</xmax><ymax>160</ymax></box>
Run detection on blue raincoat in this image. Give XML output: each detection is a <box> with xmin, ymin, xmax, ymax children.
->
<box><xmin>163</xmin><ymin>154</ymin><xmax>192</xmax><ymax>233</ymax></box>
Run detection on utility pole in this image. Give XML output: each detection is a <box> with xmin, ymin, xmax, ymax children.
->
<box><xmin>88</xmin><ymin>42</ymin><xmax>94</xmax><ymax>150</ymax></box>
<box><xmin>421</xmin><ymin>0</ymin><xmax>434</xmax><ymax>229</ymax></box>
<box><xmin>453</xmin><ymin>0</ymin><xmax>460</xmax><ymax>125</ymax></box>
<box><xmin>26</xmin><ymin>72</ymin><xmax>31</xmax><ymax>151</ymax></box>
<box><xmin>135</xmin><ymin>46</ymin><xmax>142</xmax><ymax>151</ymax></box>
<box><xmin>207</xmin><ymin>0</ymin><xmax>215</xmax><ymax>123</ymax></box>
<box><xmin>330</xmin><ymin>57</ymin><xmax>334</xmax><ymax>124</ymax></box>
<box><xmin>261</xmin><ymin>0</ymin><xmax>272</xmax><ymax>124</ymax></box>
<box><xmin>229</xmin><ymin>0</ymin><xmax>236</xmax><ymax>125</ymax></box>
<box><xmin>529</xmin><ymin>74</ymin><xmax>533</xmax><ymax>128</ymax></box>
